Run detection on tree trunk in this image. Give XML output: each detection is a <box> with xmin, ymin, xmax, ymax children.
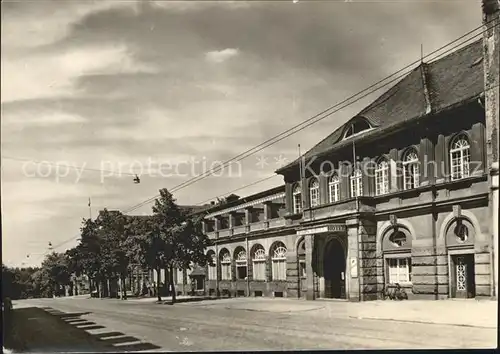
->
<box><xmin>169</xmin><ymin>266</ymin><xmax>176</xmax><ymax>304</ymax></box>
<box><xmin>121</xmin><ymin>273</ymin><xmax>127</xmax><ymax>300</ymax></box>
<box><xmin>156</xmin><ymin>266</ymin><xmax>162</xmax><ymax>302</ymax></box>
<box><xmin>96</xmin><ymin>278</ymin><xmax>101</xmax><ymax>298</ymax></box>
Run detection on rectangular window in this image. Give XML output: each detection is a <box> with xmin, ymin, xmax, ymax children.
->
<box><xmin>375</xmin><ymin>167</ymin><xmax>389</xmax><ymax>196</ymax></box>
<box><xmin>272</xmin><ymin>259</ymin><xmax>287</xmax><ymax>280</ymax></box>
<box><xmin>253</xmin><ymin>260</ymin><xmax>266</xmax><ymax>280</ymax></box>
<box><xmin>310</xmin><ymin>187</ymin><xmax>319</xmax><ymax>207</ymax></box>
<box><xmin>387</xmin><ymin>258</ymin><xmax>411</xmax><ymax>284</ymax></box>
<box><xmin>350</xmin><ymin>174</ymin><xmax>363</xmax><ymax>198</ymax></box>
<box><xmin>403</xmin><ymin>163</ymin><xmax>419</xmax><ymax>190</ymax></box>
<box><xmin>221</xmin><ymin>263</ymin><xmax>231</xmax><ymax>280</ymax></box>
<box><xmin>196</xmin><ymin>278</ymin><xmax>204</xmax><ymax>290</ymax></box>
<box><xmin>177</xmin><ymin>269</ymin><xmax>184</xmax><ymax>284</ymax></box>
<box><xmin>208</xmin><ymin>265</ymin><xmax>217</xmax><ymax>281</ymax></box>
<box><xmin>236</xmin><ymin>263</ymin><xmax>247</xmax><ymax>280</ymax></box>
<box><xmin>293</xmin><ymin>193</ymin><xmax>302</xmax><ymax>214</ymax></box>
<box><xmin>329</xmin><ymin>182</ymin><xmax>339</xmax><ymax>203</ymax></box>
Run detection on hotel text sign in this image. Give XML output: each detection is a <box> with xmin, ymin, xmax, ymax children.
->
<box><xmin>297</xmin><ymin>224</ymin><xmax>346</xmax><ymax>236</ymax></box>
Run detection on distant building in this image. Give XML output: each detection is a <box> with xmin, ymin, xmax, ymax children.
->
<box><xmin>179</xmin><ymin>0</ymin><xmax>499</xmax><ymax>301</ymax></box>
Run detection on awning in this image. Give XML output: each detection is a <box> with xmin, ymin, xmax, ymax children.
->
<box><xmin>189</xmin><ymin>266</ymin><xmax>206</xmax><ymax>277</ymax></box>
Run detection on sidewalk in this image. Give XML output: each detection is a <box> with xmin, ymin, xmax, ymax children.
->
<box><xmin>179</xmin><ymin>297</ymin><xmax>498</xmax><ymax>329</ymax></box>
<box><xmin>98</xmin><ymin>294</ymin><xmax>216</xmax><ymax>304</ymax></box>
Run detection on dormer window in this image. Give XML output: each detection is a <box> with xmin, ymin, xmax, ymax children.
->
<box><xmin>342</xmin><ymin>118</ymin><xmax>373</xmax><ymax>140</ymax></box>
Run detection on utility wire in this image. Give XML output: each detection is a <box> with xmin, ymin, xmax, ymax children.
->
<box><xmin>33</xmin><ymin>22</ymin><xmax>496</xmax><ymax>259</ymax></box>
<box><xmin>121</xmin><ymin>23</ymin><xmax>492</xmax><ymax>215</ymax></box>
<box><xmin>195</xmin><ymin>174</ymin><xmax>280</xmax><ymax>206</ymax></box>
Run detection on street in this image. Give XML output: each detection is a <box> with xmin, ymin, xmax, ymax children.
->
<box><xmin>13</xmin><ymin>297</ymin><xmax>497</xmax><ymax>351</ymax></box>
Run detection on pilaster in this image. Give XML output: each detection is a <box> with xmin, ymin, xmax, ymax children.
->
<box><xmin>346</xmin><ymin>218</ymin><xmax>360</xmax><ymax>301</ymax></box>
<box><xmin>435</xmin><ymin>134</ymin><xmax>447</xmax><ymax>183</ymax></box>
<box><xmin>362</xmin><ymin>157</ymin><xmax>374</xmax><ymax>196</ymax></box>
<box><xmin>305</xmin><ymin>235</ymin><xmax>315</xmax><ymax>300</ymax></box>
<box><xmin>340</xmin><ymin>162</ymin><xmax>352</xmax><ymax>199</ymax></box>
<box><xmin>419</xmin><ymin>138</ymin><xmax>435</xmax><ymax>186</ymax></box>
<box><xmin>389</xmin><ymin>148</ymin><xmax>400</xmax><ymax>193</ymax></box>
<box><xmin>285</xmin><ymin>183</ymin><xmax>294</xmax><ymax>215</ymax></box>
<box><xmin>319</xmin><ymin>173</ymin><xmax>328</xmax><ymax>204</ymax></box>
<box><xmin>471</xmin><ymin>123</ymin><xmax>486</xmax><ymax>175</ymax></box>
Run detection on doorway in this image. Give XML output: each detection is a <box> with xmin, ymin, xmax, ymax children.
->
<box><xmin>297</xmin><ymin>238</ymin><xmax>307</xmax><ymax>298</ymax></box>
<box><xmin>323</xmin><ymin>238</ymin><xmax>346</xmax><ymax>299</ymax></box>
<box><xmin>451</xmin><ymin>254</ymin><xmax>475</xmax><ymax>298</ymax></box>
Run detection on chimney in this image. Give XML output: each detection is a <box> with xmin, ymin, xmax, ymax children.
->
<box><xmin>482</xmin><ymin>0</ymin><xmax>499</xmax><ymax>299</ymax></box>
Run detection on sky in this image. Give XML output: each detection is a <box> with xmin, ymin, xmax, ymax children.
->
<box><xmin>1</xmin><ymin>0</ymin><xmax>482</xmax><ymax>267</ymax></box>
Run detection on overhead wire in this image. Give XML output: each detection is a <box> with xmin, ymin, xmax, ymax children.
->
<box><xmin>30</xmin><ymin>22</ymin><xmax>496</xmax><ymax>261</ymax></box>
<box><xmin>121</xmin><ymin>22</ymin><xmax>493</xmax><ymax>214</ymax></box>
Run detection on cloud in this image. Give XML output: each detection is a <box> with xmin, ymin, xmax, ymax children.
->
<box><xmin>205</xmin><ymin>48</ymin><xmax>240</xmax><ymax>63</ymax></box>
<box><xmin>2</xmin><ymin>112</ymin><xmax>87</xmax><ymax>127</ymax></box>
<box><xmin>0</xmin><ymin>0</ymin><xmax>482</xmax><ymax>266</ymax></box>
<box><xmin>1</xmin><ymin>44</ymin><xmax>154</xmax><ymax>103</ymax></box>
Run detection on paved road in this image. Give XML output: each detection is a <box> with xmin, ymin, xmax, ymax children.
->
<box><xmin>16</xmin><ymin>297</ymin><xmax>496</xmax><ymax>351</ymax></box>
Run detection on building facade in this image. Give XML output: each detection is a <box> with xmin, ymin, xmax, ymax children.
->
<box><xmin>175</xmin><ymin>1</ymin><xmax>499</xmax><ymax>301</ymax></box>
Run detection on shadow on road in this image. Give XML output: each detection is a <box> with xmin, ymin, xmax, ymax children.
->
<box><xmin>44</xmin><ymin>307</ymin><xmax>162</xmax><ymax>352</ymax></box>
<box><xmin>6</xmin><ymin>307</ymin><xmax>162</xmax><ymax>352</ymax></box>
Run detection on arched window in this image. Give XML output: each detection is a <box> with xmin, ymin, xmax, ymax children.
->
<box><xmin>383</xmin><ymin>227</ymin><xmax>412</xmax><ymax>285</ymax></box>
<box><xmin>252</xmin><ymin>245</ymin><xmax>266</xmax><ymax>281</ymax></box>
<box><xmin>450</xmin><ymin>134</ymin><xmax>470</xmax><ymax>181</ymax></box>
<box><xmin>220</xmin><ymin>249</ymin><xmax>231</xmax><ymax>280</ymax></box>
<box><xmin>375</xmin><ymin>158</ymin><xmax>389</xmax><ymax>196</ymax></box>
<box><xmin>350</xmin><ymin>168</ymin><xmax>363</xmax><ymax>198</ymax></box>
<box><xmin>403</xmin><ymin>149</ymin><xmax>420</xmax><ymax>190</ymax></box>
<box><xmin>329</xmin><ymin>174</ymin><xmax>340</xmax><ymax>203</ymax></box>
<box><xmin>309</xmin><ymin>179</ymin><xmax>320</xmax><ymax>208</ymax></box>
<box><xmin>207</xmin><ymin>252</ymin><xmax>217</xmax><ymax>280</ymax></box>
<box><xmin>271</xmin><ymin>242</ymin><xmax>287</xmax><ymax>281</ymax></box>
<box><xmin>293</xmin><ymin>184</ymin><xmax>302</xmax><ymax>214</ymax></box>
<box><xmin>235</xmin><ymin>248</ymin><xmax>247</xmax><ymax>280</ymax></box>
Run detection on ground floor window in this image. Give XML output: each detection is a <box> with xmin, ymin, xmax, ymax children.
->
<box><xmin>177</xmin><ymin>268</ymin><xmax>184</xmax><ymax>284</ymax></box>
<box><xmin>387</xmin><ymin>257</ymin><xmax>411</xmax><ymax>284</ymax></box>
<box><xmin>253</xmin><ymin>260</ymin><xmax>266</xmax><ymax>280</ymax></box>
<box><xmin>208</xmin><ymin>265</ymin><xmax>217</xmax><ymax>280</ymax></box>
<box><xmin>272</xmin><ymin>259</ymin><xmax>287</xmax><ymax>280</ymax></box>
<box><xmin>196</xmin><ymin>278</ymin><xmax>204</xmax><ymax>290</ymax></box>
<box><xmin>236</xmin><ymin>250</ymin><xmax>248</xmax><ymax>280</ymax></box>
<box><xmin>221</xmin><ymin>263</ymin><xmax>231</xmax><ymax>280</ymax></box>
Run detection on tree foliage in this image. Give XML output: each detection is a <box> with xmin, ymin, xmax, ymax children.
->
<box><xmin>5</xmin><ymin>188</ymin><xmax>212</xmax><ymax>301</ymax></box>
<box><xmin>61</xmin><ymin>188</ymin><xmax>211</xmax><ymax>302</ymax></box>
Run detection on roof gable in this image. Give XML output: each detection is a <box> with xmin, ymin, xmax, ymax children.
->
<box><xmin>277</xmin><ymin>39</ymin><xmax>483</xmax><ymax>173</ymax></box>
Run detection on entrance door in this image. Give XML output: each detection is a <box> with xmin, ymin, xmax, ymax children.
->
<box><xmin>452</xmin><ymin>254</ymin><xmax>475</xmax><ymax>298</ymax></box>
<box><xmin>324</xmin><ymin>239</ymin><xmax>346</xmax><ymax>299</ymax></box>
<box><xmin>297</xmin><ymin>238</ymin><xmax>307</xmax><ymax>298</ymax></box>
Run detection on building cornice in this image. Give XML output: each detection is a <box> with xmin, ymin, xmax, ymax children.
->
<box><xmin>205</xmin><ymin>192</ymin><xmax>286</xmax><ymax>218</ymax></box>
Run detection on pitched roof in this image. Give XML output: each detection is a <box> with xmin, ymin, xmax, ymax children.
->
<box><xmin>276</xmin><ymin>39</ymin><xmax>484</xmax><ymax>173</ymax></box>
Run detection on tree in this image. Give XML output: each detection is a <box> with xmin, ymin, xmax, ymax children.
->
<box><xmin>77</xmin><ymin>218</ymin><xmax>103</xmax><ymax>297</ymax></box>
<box><xmin>95</xmin><ymin>209</ymin><xmax>129</xmax><ymax>299</ymax></box>
<box><xmin>123</xmin><ymin>215</ymin><xmax>152</xmax><ymax>296</ymax></box>
<box><xmin>167</xmin><ymin>213</ymin><xmax>212</xmax><ymax>304</ymax></box>
<box><xmin>40</xmin><ymin>252</ymin><xmax>71</xmax><ymax>296</ymax></box>
<box><xmin>147</xmin><ymin>188</ymin><xmax>211</xmax><ymax>303</ymax></box>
